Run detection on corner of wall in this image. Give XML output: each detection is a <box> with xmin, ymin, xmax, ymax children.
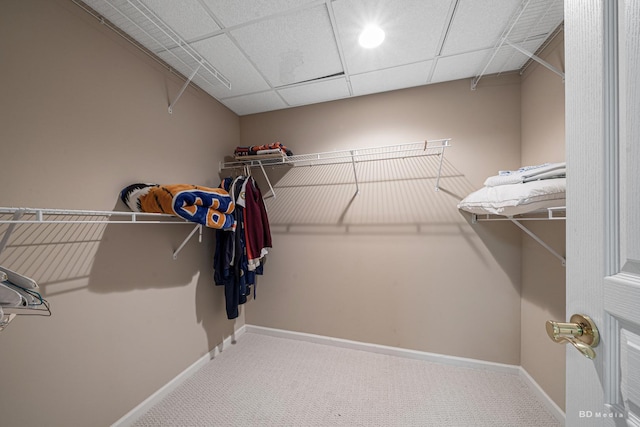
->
<box><xmin>519</xmin><ymin>27</ymin><xmax>567</xmax><ymax>411</ymax></box>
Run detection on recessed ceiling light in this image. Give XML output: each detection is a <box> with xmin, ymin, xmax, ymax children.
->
<box><xmin>358</xmin><ymin>25</ymin><xmax>385</xmax><ymax>49</ymax></box>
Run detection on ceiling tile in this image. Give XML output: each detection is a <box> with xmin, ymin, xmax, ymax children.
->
<box><xmin>350</xmin><ymin>61</ymin><xmax>433</xmax><ymax>96</ymax></box>
<box><xmin>229</xmin><ymin>5</ymin><xmax>342</xmax><ymax>88</ymax></box>
<box><xmin>189</xmin><ymin>35</ymin><xmax>270</xmax><ymax>98</ymax></box>
<box><xmin>221</xmin><ymin>91</ymin><xmax>288</xmax><ymax>116</ymax></box>
<box><xmin>81</xmin><ymin>0</ymin><xmax>565</xmax><ymax>116</ymax></box>
<box><xmin>201</xmin><ymin>0</ymin><xmax>318</xmax><ymax>27</ymax></box>
<box><xmin>278</xmin><ymin>78</ymin><xmax>350</xmax><ymax>106</ymax></box>
<box><xmin>441</xmin><ymin>0</ymin><xmax>522</xmax><ymax>56</ymax></box>
<box><xmin>139</xmin><ymin>0</ymin><xmax>220</xmax><ymax>41</ymax></box>
<box><xmin>430</xmin><ymin>50</ymin><xmax>491</xmax><ymax>84</ymax></box>
<box><xmin>332</xmin><ymin>0</ymin><xmax>454</xmax><ymax>75</ymax></box>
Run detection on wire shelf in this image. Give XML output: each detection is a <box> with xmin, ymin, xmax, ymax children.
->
<box><xmin>0</xmin><ymin>207</ymin><xmax>202</xmax><ymax>260</ymax></box>
<box><xmin>219</xmin><ymin>139</ymin><xmax>451</xmax><ymax>197</ymax></box>
<box><xmin>220</xmin><ymin>139</ymin><xmax>451</xmax><ymax>170</ymax></box>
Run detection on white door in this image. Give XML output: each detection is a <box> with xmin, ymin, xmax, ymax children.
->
<box><xmin>565</xmin><ymin>0</ymin><xmax>640</xmax><ymax>425</ymax></box>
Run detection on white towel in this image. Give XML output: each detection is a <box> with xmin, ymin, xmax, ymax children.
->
<box><xmin>484</xmin><ymin>162</ymin><xmax>566</xmax><ymax>187</ymax></box>
<box><xmin>522</xmin><ymin>168</ymin><xmax>566</xmax><ymax>182</ymax></box>
<box><xmin>498</xmin><ymin>163</ymin><xmax>550</xmax><ymax>176</ymax></box>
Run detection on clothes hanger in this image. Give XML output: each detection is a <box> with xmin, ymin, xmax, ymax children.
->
<box><xmin>0</xmin><ymin>265</ymin><xmax>38</xmax><ymax>289</ymax></box>
<box><xmin>0</xmin><ymin>281</ymin><xmax>25</xmax><ymax>307</ymax></box>
<box><xmin>0</xmin><ymin>266</ymin><xmax>51</xmax><ymax>319</ymax></box>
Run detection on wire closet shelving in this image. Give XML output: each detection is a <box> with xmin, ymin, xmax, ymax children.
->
<box><xmin>219</xmin><ymin>139</ymin><xmax>452</xmax><ymax>198</ymax></box>
<box><xmin>0</xmin><ymin>207</ymin><xmax>205</xmax><ymax>331</ymax></box>
<box><xmin>72</xmin><ymin>0</ymin><xmax>231</xmax><ymax>114</ymax></box>
<box><xmin>0</xmin><ymin>207</ymin><xmax>202</xmax><ymax>260</ymax></box>
<box><xmin>471</xmin><ymin>0</ymin><xmax>564</xmax><ymax>90</ymax></box>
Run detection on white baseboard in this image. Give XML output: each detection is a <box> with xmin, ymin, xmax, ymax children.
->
<box><xmin>111</xmin><ymin>324</ymin><xmax>247</xmax><ymax>427</ymax></box>
<box><xmin>518</xmin><ymin>366</ymin><xmax>566</xmax><ymax>425</ymax></box>
<box><xmin>245</xmin><ymin>324</ymin><xmax>520</xmax><ymax>374</ymax></box>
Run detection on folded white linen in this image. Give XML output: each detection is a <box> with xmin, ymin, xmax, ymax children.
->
<box><xmin>458</xmin><ymin>178</ymin><xmax>566</xmax><ymax>216</ymax></box>
<box><xmin>522</xmin><ymin>168</ymin><xmax>565</xmax><ymax>182</ymax></box>
<box><xmin>484</xmin><ymin>174</ymin><xmax>526</xmax><ymax>186</ymax></box>
<box><xmin>498</xmin><ymin>163</ymin><xmax>551</xmax><ymax>176</ymax></box>
<box><xmin>484</xmin><ymin>162</ymin><xmax>566</xmax><ymax>187</ymax></box>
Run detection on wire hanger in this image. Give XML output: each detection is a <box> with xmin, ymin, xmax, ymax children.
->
<box><xmin>0</xmin><ymin>266</ymin><xmax>51</xmax><ymax>332</ymax></box>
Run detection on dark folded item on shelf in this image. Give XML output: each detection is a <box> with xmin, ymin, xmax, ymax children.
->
<box><xmin>234</xmin><ymin>142</ymin><xmax>293</xmax><ymax>157</ymax></box>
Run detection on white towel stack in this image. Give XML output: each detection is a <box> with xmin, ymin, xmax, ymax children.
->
<box><xmin>484</xmin><ymin>162</ymin><xmax>566</xmax><ymax>187</ymax></box>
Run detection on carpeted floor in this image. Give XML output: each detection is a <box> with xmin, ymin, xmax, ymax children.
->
<box><xmin>133</xmin><ymin>332</ymin><xmax>562</xmax><ymax>427</ymax></box>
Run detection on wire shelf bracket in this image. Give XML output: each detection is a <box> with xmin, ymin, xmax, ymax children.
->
<box><xmin>471</xmin><ymin>206</ymin><xmax>566</xmax><ymax>266</ymax></box>
<box><xmin>168</xmin><ymin>61</ymin><xmax>202</xmax><ymax>114</ymax></box>
<box><xmin>0</xmin><ymin>207</ymin><xmax>203</xmax><ymax>260</ymax></box>
<box><xmin>504</xmin><ymin>40</ymin><xmax>565</xmax><ymax>81</ymax></box>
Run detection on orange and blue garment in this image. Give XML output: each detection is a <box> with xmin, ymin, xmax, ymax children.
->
<box><xmin>120</xmin><ymin>183</ymin><xmax>235</xmax><ymax>229</ymax></box>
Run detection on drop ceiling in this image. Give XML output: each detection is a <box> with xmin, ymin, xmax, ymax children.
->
<box><xmin>78</xmin><ymin>0</ymin><xmax>564</xmax><ymax>116</ymax></box>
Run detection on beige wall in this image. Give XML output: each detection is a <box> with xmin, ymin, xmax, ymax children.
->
<box><xmin>0</xmin><ymin>1</ymin><xmax>240</xmax><ymax>426</ymax></box>
<box><xmin>520</xmin><ymin>32</ymin><xmax>567</xmax><ymax>410</ymax></box>
<box><xmin>0</xmin><ymin>1</ymin><xmax>567</xmax><ymax>424</ymax></box>
<box><xmin>241</xmin><ymin>76</ymin><xmax>525</xmax><ymax>364</ymax></box>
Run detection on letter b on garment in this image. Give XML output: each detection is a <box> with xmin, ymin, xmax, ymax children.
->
<box><xmin>172</xmin><ymin>189</ymin><xmax>235</xmax><ymax>229</ymax></box>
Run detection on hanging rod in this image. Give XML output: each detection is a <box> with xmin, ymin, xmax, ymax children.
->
<box><xmin>0</xmin><ymin>207</ymin><xmax>202</xmax><ymax>260</ymax></box>
<box><xmin>220</xmin><ymin>139</ymin><xmax>451</xmax><ymax>198</ymax></box>
<box><xmin>472</xmin><ymin>206</ymin><xmax>566</xmax><ymax>266</ymax></box>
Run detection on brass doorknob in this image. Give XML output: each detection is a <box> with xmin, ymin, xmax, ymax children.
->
<box><xmin>546</xmin><ymin>314</ymin><xmax>600</xmax><ymax>359</ymax></box>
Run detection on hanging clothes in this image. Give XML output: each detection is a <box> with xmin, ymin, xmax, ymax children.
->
<box><xmin>214</xmin><ymin>176</ymin><xmax>271</xmax><ymax>320</ymax></box>
<box><xmin>239</xmin><ymin>176</ymin><xmax>272</xmax><ymax>272</ymax></box>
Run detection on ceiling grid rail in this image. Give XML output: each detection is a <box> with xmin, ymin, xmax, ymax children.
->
<box><xmin>427</xmin><ymin>0</ymin><xmax>461</xmax><ymax>83</ymax></box>
<box><xmin>325</xmin><ymin>0</ymin><xmax>354</xmax><ymax>96</ymax></box>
